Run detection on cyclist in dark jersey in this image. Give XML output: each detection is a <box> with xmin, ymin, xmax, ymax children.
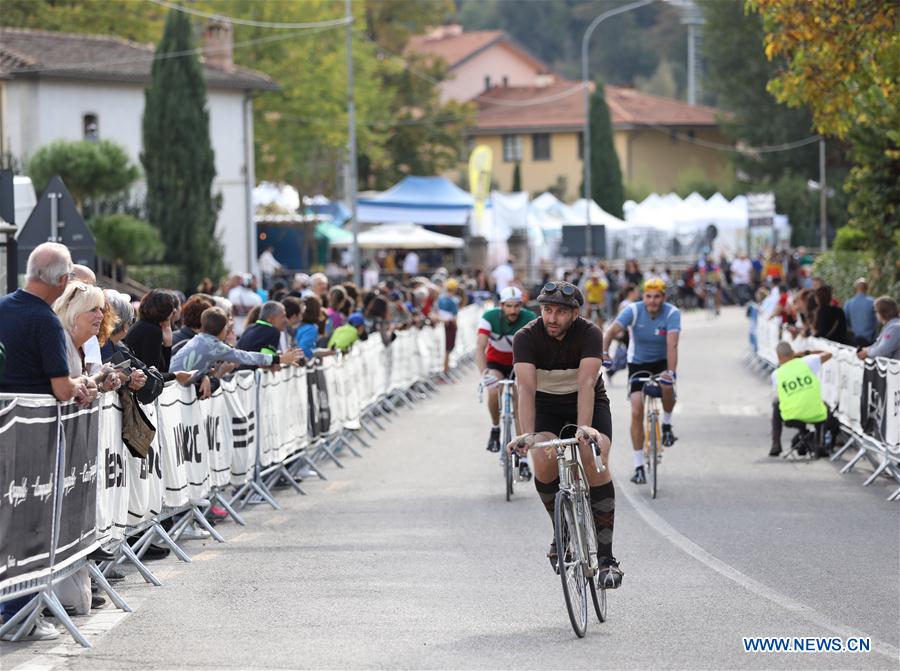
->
<box><xmin>476</xmin><ymin>286</ymin><xmax>537</xmax><ymax>456</ymax></box>
<box><xmin>509</xmin><ymin>281</ymin><xmax>623</xmax><ymax>589</ymax></box>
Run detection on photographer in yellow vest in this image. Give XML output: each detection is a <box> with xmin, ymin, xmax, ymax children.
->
<box><xmin>769</xmin><ymin>341</ymin><xmax>833</xmax><ymax>457</ymax></box>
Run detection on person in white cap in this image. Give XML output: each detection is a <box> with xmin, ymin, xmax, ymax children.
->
<box><xmin>475</xmin><ymin>286</ymin><xmax>537</xmax><ymax>471</ymax></box>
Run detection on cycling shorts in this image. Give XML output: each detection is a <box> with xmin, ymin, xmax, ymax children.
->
<box><xmin>627</xmin><ymin>359</ymin><xmax>668</xmax><ymax>396</ymax></box>
<box><xmin>534</xmin><ymin>395</ymin><xmax>612</xmax><ymax>442</ymax></box>
<box><xmin>485</xmin><ymin>362</ymin><xmax>514</xmax><ymax>379</ymax></box>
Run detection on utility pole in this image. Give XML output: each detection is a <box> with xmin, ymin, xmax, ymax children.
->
<box><xmin>582</xmin><ymin>0</ymin><xmax>657</xmax><ymax>258</ymax></box>
<box><xmin>345</xmin><ymin>0</ymin><xmax>360</xmax><ymax>285</ymax></box>
<box><xmin>819</xmin><ymin>138</ymin><xmax>827</xmax><ymax>251</ymax></box>
<box><xmin>679</xmin><ymin>1</ymin><xmax>704</xmax><ymax>105</ymax></box>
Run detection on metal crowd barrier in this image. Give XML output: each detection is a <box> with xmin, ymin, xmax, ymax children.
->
<box><xmin>0</xmin><ymin>305</ymin><xmax>482</xmax><ymax>646</ymax></box>
<box><xmin>747</xmin><ymin>305</ymin><xmax>900</xmax><ymax>500</ymax></box>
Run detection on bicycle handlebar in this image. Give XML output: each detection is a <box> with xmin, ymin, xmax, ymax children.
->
<box><xmin>532</xmin><ymin>437</ymin><xmax>606</xmax><ymax>473</ymax></box>
<box><xmin>627</xmin><ymin>371</ymin><xmax>674</xmax><ymax>386</ymax></box>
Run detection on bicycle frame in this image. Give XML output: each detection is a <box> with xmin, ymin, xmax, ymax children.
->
<box><xmin>629</xmin><ymin>372</ymin><xmax>669</xmax><ymax>498</ymax></box>
<box><xmin>533</xmin><ymin>437</ymin><xmax>605</xmax><ymax>574</ymax></box>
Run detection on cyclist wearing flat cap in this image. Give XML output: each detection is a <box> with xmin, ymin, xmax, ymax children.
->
<box><xmin>509</xmin><ymin>280</ymin><xmax>623</xmax><ymax>589</ymax></box>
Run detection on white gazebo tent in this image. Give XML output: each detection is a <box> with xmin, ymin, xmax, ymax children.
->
<box><xmin>330</xmin><ymin>222</ymin><xmax>464</xmax><ymax>250</ymax></box>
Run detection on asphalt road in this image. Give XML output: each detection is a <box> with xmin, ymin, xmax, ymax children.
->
<box><xmin>2</xmin><ymin>307</ymin><xmax>898</xmax><ymax>670</ymax></box>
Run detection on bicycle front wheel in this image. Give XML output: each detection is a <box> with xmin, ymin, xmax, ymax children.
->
<box><xmin>554</xmin><ymin>490</ymin><xmax>588</xmax><ymax>638</ymax></box>
<box><xmin>648</xmin><ymin>414</ymin><xmax>659</xmax><ymax>499</ymax></box>
<box><xmin>502</xmin><ymin>417</ymin><xmax>513</xmax><ymax>501</ymax></box>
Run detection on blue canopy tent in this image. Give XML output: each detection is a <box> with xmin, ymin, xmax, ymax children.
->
<box><xmin>357</xmin><ymin>176</ymin><xmax>474</xmax><ymax>226</ymax></box>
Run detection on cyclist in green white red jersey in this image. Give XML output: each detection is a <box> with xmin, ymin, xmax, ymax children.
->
<box><xmin>476</xmin><ymin>287</ymin><xmax>537</xmax><ymax>458</ymax></box>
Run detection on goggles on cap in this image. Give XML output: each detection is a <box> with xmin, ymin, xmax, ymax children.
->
<box><xmin>541</xmin><ymin>281</ymin><xmax>576</xmax><ymax>297</ymax></box>
<box><xmin>539</xmin><ymin>281</ymin><xmax>583</xmax><ymax>306</ymax></box>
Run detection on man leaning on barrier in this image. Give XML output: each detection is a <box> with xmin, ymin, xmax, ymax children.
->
<box><xmin>170</xmin><ymin>307</ymin><xmax>302</xmax><ymax>386</ymax></box>
<box><xmin>769</xmin><ymin>341</ymin><xmax>836</xmax><ymax>458</ymax></box>
<box><xmin>0</xmin><ymin>242</ymin><xmax>100</xmax><ymax>642</ymax></box>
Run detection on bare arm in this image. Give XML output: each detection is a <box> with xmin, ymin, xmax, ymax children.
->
<box><xmin>577</xmin><ymin>358</ymin><xmax>601</xmax><ymax>427</ymax></box>
<box><xmin>603</xmin><ymin>321</ymin><xmax>624</xmax><ymax>354</ymax></box>
<box><xmin>475</xmin><ymin>332</ymin><xmax>489</xmax><ymax>374</ymax></box>
<box><xmin>50</xmin><ymin>376</ymin><xmax>79</xmax><ymax>402</ymax></box>
<box><xmin>514</xmin><ymin>362</ymin><xmax>537</xmax><ymax>434</ymax></box>
<box><xmin>666</xmin><ymin>331</ymin><xmax>679</xmax><ymax>373</ymax></box>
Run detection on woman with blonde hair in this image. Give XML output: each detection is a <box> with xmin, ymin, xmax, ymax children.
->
<box><xmin>53</xmin><ymin>282</ymin><xmax>124</xmax><ymax>391</ymax></box>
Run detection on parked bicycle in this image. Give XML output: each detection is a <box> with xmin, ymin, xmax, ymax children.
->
<box><xmin>628</xmin><ymin>371</ymin><xmax>669</xmax><ymax>499</ymax></box>
<box><xmin>531</xmin><ymin>434</ymin><xmax>608</xmax><ymax>637</ymax></box>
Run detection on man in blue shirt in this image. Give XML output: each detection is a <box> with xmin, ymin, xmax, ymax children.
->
<box><xmin>843</xmin><ymin>278</ymin><xmax>877</xmax><ymax>346</ymax></box>
<box><xmin>603</xmin><ymin>277</ymin><xmax>681</xmax><ymax>485</ymax></box>
<box><xmin>0</xmin><ymin>242</ymin><xmax>97</xmax><ymax>642</ymax></box>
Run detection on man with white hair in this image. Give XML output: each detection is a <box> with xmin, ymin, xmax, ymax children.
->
<box><xmin>310</xmin><ymin>272</ymin><xmax>329</xmax><ymax>300</ymax></box>
<box><xmin>290</xmin><ymin>272</ymin><xmax>311</xmax><ymax>297</ymax></box>
<box><xmin>0</xmin><ymin>242</ymin><xmax>97</xmax><ymax>641</ymax></box>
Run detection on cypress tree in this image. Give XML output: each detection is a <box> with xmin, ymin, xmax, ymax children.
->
<box><xmin>142</xmin><ymin>9</ymin><xmax>223</xmax><ymax>290</ymax></box>
<box><xmin>587</xmin><ymin>81</ymin><xmax>624</xmax><ymax>218</ymax></box>
<box><xmin>512</xmin><ymin>161</ymin><xmax>522</xmax><ymax>192</ymax></box>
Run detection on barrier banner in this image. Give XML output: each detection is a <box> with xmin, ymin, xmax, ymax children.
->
<box><xmin>885</xmin><ymin>359</ymin><xmax>900</xmax><ymax>453</ymax></box>
<box><xmin>201</xmin><ymin>388</ymin><xmax>231</xmax><ymax>488</ymax></box>
<box><xmin>156</xmin><ymin>384</ymin><xmax>192</xmax><ymax>507</ymax></box>
<box><xmin>258</xmin><ymin>367</ymin><xmax>307</xmax><ymax>464</ymax></box>
<box><xmin>861</xmin><ymin>360</ymin><xmax>887</xmax><ymax>443</ymax></box>
<box><xmin>97</xmin><ymin>396</ymin><xmax>129</xmax><ymax>543</ymax></box>
<box><xmin>56</xmin><ymin>401</ymin><xmax>101</xmax><ymax>570</ymax></box>
<box><xmin>223</xmin><ymin>372</ymin><xmax>256</xmax><ymax>485</ymax></box>
<box><xmin>0</xmin><ymin>397</ymin><xmax>59</xmax><ymax>589</ymax></box>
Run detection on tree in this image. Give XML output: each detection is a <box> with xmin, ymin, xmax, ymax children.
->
<box><xmin>750</xmin><ymin>0</ymin><xmax>899</xmax><ymax>290</ymax></box>
<box><xmin>27</xmin><ymin>140</ymin><xmax>139</xmax><ymax>211</ymax></box>
<box><xmin>89</xmin><ymin>214</ymin><xmax>164</xmax><ymax>266</ymax></box>
<box><xmin>512</xmin><ymin>162</ymin><xmax>522</xmax><ymax>192</ymax></box>
<box><xmin>142</xmin><ymin>9</ymin><xmax>223</xmax><ymax>290</ymax></box>
<box><xmin>587</xmin><ymin>83</ymin><xmax>624</xmax><ymax>218</ymax></box>
<box><xmin>700</xmin><ymin>0</ymin><xmax>820</xmax><ymax>182</ymax></box>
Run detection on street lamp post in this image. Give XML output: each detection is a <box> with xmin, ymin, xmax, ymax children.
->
<box><xmin>345</xmin><ymin>0</ymin><xmax>361</xmax><ymax>286</ymax></box>
<box><xmin>582</xmin><ymin>0</ymin><xmax>657</xmax><ymax>259</ymax></box>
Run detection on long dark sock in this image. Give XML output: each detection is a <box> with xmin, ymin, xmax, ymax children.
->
<box><xmin>590</xmin><ymin>482</ymin><xmax>615</xmax><ymax>561</ymax></box>
<box><xmin>534</xmin><ymin>477</ymin><xmax>560</xmax><ymax>523</ymax></box>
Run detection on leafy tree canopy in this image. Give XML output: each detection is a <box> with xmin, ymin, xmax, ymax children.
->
<box><xmin>28</xmin><ymin>139</ymin><xmax>140</xmax><ymax>209</ymax></box>
<box><xmin>89</xmin><ymin>213</ymin><xmax>165</xmax><ymax>266</ymax></box>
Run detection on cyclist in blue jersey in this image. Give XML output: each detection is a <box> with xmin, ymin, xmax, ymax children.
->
<box><xmin>603</xmin><ymin>277</ymin><xmax>681</xmax><ymax>485</ymax></box>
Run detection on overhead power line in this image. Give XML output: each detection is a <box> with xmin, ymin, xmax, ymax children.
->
<box><xmin>148</xmin><ymin>0</ymin><xmax>351</xmax><ymax>30</ymax></box>
<box><xmin>646</xmin><ymin>125</ymin><xmax>822</xmax><ymax>154</ymax></box>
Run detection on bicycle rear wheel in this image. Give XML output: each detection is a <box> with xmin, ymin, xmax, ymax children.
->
<box><xmin>554</xmin><ymin>490</ymin><xmax>588</xmax><ymax>637</ymax></box>
<box><xmin>502</xmin><ymin>416</ymin><xmax>513</xmax><ymax>501</ymax></box>
<box><xmin>648</xmin><ymin>414</ymin><xmax>659</xmax><ymax>499</ymax></box>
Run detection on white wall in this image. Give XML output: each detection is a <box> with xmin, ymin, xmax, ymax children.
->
<box><xmin>1</xmin><ymin>78</ymin><xmax>252</xmax><ymax>274</ymax></box>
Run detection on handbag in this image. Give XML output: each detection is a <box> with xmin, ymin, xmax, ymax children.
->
<box><xmin>119</xmin><ymin>389</ymin><xmax>156</xmax><ymax>459</ymax></box>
